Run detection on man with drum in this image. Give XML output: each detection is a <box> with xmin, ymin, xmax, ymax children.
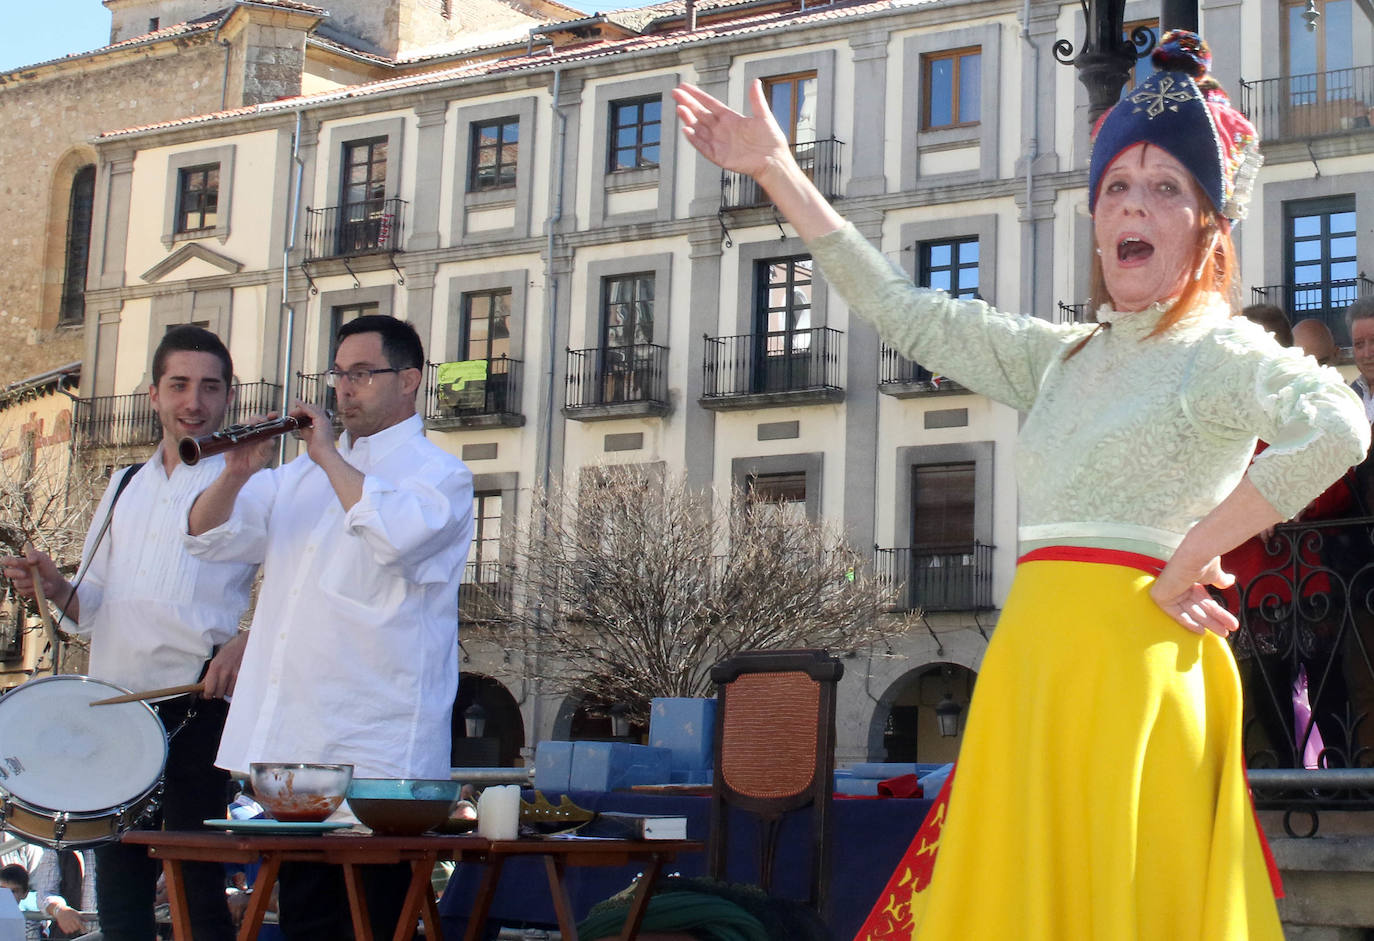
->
<box><xmin>2</xmin><ymin>325</ymin><xmax>254</xmax><ymax>941</ymax></box>
<box><xmin>186</xmin><ymin>314</ymin><xmax>474</xmax><ymax>940</ymax></box>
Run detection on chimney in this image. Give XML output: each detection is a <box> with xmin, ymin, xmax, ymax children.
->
<box><xmin>686</xmin><ymin>0</ymin><xmax>697</xmax><ymax>31</ymax></box>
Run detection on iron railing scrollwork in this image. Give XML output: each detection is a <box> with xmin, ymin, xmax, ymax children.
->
<box><xmin>873</xmin><ymin>543</ymin><xmax>995</xmax><ymax>613</ymax></box>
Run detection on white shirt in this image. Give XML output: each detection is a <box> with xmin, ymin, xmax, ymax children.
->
<box><xmin>1354</xmin><ymin>376</ymin><xmax>1374</xmax><ymax>423</ymax></box>
<box><xmin>185</xmin><ymin>415</ymin><xmax>474</xmax><ymax>778</ymax></box>
<box><xmin>70</xmin><ymin>447</ymin><xmax>256</xmax><ymax>693</ymax></box>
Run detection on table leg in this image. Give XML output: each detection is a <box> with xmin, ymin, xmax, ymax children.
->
<box><xmin>341</xmin><ymin>862</ymin><xmax>373</xmax><ymax>941</ymax></box>
<box><xmin>238</xmin><ymin>854</ymin><xmax>281</xmax><ymax>941</ymax></box>
<box><xmin>542</xmin><ymin>855</ymin><xmax>579</xmax><ymax>941</ymax></box>
<box><xmin>391</xmin><ymin>853</ymin><xmax>438</xmax><ymax>941</ymax></box>
<box><xmin>160</xmin><ymin>858</ymin><xmax>194</xmax><ymax>941</ymax></box>
<box><xmin>618</xmin><ymin>855</ymin><xmax>666</xmax><ymax>941</ymax></box>
<box><xmin>461</xmin><ymin>856</ymin><xmax>505</xmax><ymax>941</ymax></box>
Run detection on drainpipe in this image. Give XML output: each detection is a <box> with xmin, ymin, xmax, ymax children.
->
<box><xmin>530</xmin><ymin>67</ymin><xmax>569</xmax><ymax>751</ymax></box>
<box><xmin>1021</xmin><ymin>0</ymin><xmax>1040</xmax><ymax>317</ymax></box>
<box><xmin>278</xmin><ymin>111</ymin><xmax>306</xmax><ymax>464</ymax></box>
<box><xmin>215</xmin><ymin>9</ymin><xmax>233</xmax><ymax>111</ymax></box>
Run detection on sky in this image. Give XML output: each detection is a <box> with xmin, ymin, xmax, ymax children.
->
<box><xmin>0</xmin><ymin>0</ymin><xmax>672</xmax><ymax>73</ymax></box>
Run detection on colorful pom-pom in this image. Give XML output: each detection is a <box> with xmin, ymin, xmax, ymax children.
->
<box><xmin>1150</xmin><ymin>29</ymin><xmax>1211</xmax><ymax>78</ymax></box>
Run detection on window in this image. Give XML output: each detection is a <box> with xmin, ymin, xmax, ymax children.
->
<box><xmin>470</xmin><ymin>119</ymin><xmax>519</xmax><ymax>192</ymax></box>
<box><xmin>763</xmin><ymin>72</ymin><xmax>818</xmax><ymax>144</ymax></box>
<box><xmin>462</xmin><ymin>291</ymin><xmax>512</xmax><ymax>362</ymax></box>
<box><xmin>1122</xmin><ymin>20</ymin><xmax>1159</xmax><ymax>92</ymax></box>
<box><xmin>339</xmin><ymin>138</ymin><xmax>388</xmax><ymax>253</ymax></box>
<box><xmin>912</xmin><ymin>463</ymin><xmax>975</xmax><ymax>551</ymax></box>
<box><xmin>175</xmin><ymin>164</ymin><xmax>219</xmax><ymax>234</ymax></box>
<box><xmin>59</xmin><ymin>165</ymin><xmax>95</xmax><ymax>327</ymax></box>
<box><xmin>922</xmin><ymin>48</ymin><xmax>981</xmax><ymax>130</ymax></box>
<box><xmin>602</xmin><ymin>275</ymin><xmax>654</xmax><ymax>349</ymax></box>
<box><xmin>920</xmin><ymin>238</ymin><xmax>980</xmax><ymax>298</ymax></box>
<box><xmin>609</xmin><ymin>97</ymin><xmax>662</xmax><ymax>171</ymax></box>
<box><xmin>329</xmin><ymin>303</ymin><xmax>378</xmax><ymax>372</ymax></box>
<box><xmin>756</xmin><ymin>256</ymin><xmax>813</xmax><ymax>349</ymax></box>
<box><xmin>1284</xmin><ymin>0</ymin><xmax>1353</xmax><ymax>82</ymax></box>
<box><xmin>470</xmin><ymin>491</ymin><xmax>504</xmax><ymax>574</ymax></box>
<box><xmin>1285</xmin><ymin>197</ymin><xmax>1358</xmax><ymax>342</ymax></box>
<box><xmin>745</xmin><ymin>471</ymin><xmax>808</xmax><ymax>523</ymax></box>
<box><xmin>60</xmin><ymin>166</ymin><xmax>96</xmax><ymax>325</ymax></box>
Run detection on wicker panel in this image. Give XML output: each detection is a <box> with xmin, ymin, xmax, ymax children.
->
<box><xmin>719</xmin><ymin>671</ymin><xmax>820</xmax><ymax>799</ymax></box>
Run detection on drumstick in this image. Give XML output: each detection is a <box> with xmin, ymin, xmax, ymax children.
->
<box><xmin>89</xmin><ymin>682</ymin><xmax>205</xmax><ymax>706</ymax></box>
<box><xmin>21</xmin><ymin>543</ymin><xmax>61</xmax><ymax>660</ymax></box>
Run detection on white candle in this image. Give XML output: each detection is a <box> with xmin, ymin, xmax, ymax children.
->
<box><xmin>476</xmin><ymin>784</ymin><xmax>521</xmax><ymax>840</ymax></box>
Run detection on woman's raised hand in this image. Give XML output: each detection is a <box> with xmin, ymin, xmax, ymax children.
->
<box><xmin>673</xmin><ymin>80</ymin><xmax>793</xmax><ymax>181</ymax></box>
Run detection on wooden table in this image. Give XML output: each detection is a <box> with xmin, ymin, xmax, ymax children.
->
<box><xmin>122</xmin><ymin>829</ymin><xmax>701</xmax><ymax>941</ymax></box>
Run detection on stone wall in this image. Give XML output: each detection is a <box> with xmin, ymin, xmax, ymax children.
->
<box><xmin>0</xmin><ymin>41</ymin><xmax>226</xmax><ymax>386</ymax></box>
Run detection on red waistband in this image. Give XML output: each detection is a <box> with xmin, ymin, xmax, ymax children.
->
<box><xmin>1017</xmin><ymin>545</ymin><xmax>1166</xmax><ymax>576</ymax></box>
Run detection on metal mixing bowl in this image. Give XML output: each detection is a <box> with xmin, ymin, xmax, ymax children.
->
<box><xmin>249</xmin><ymin>762</ymin><xmax>353</xmax><ymax>822</ymax></box>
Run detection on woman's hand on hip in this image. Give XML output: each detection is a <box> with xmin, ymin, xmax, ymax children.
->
<box><xmin>1149</xmin><ymin>555</ymin><xmax>1240</xmax><ymax>637</ymax></box>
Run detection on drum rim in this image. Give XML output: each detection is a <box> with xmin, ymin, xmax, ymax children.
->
<box><xmin>0</xmin><ymin>673</ymin><xmax>169</xmax><ymax>808</ymax></box>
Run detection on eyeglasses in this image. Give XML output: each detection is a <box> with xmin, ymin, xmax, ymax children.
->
<box><xmin>325</xmin><ymin>366</ymin><xmax>412</xmax><ymax>388</ymax></box>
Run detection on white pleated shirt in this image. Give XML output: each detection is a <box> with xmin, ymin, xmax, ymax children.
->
<box><xmin>71</xmin><ymin>446</ymin><xmax>257</xmax><ymax>693</ymax></box>
<box><xmin>185</xmin><ymin>415</ymin><xmax>474</xmax><ymax>779</ymax></box>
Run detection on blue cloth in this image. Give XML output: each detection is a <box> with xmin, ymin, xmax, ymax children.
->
<box><xmin>437</xmin><ymin>790</ymin><xmax>932</xmax><ymax>940</ymax></box>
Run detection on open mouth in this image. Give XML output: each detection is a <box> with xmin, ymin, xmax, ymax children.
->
<box><xmin>1117</xmin><ymin>237</ymin><xmax>1154</xmax><ymax>263</ymax></box>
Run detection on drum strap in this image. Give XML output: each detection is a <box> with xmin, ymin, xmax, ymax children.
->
<box><xmin>55</xmin><ymin>462</ymin><xmax>144</xmax><ymax>626</ymax></box>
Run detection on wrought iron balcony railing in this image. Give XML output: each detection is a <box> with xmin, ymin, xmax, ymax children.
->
<box><xmin>1057</xmin><ymin>301</ymin><xmax>1093</xmax><ymax>324</ymax></box>
<box><xmin>304</xmin><ymin>197</ymin><xmax>406</xmax><ymax>261</ymax></box>
<box><xmin>877</xmin><ymin>343</ymin><xmax>964</xmax><ymax>393</ymax></box>
<box><xmin>873</xmin><ymin>543</ymin><xmax>995</xmax><ymax>613</ymax></box>
<box><xmin>1250</xmin><ymin>276</ymin><xmax>1373</xmax><ymax>347</ymax></box>
<box><xmin>564</xmin><ymin>343</ymin><xmax>670</xmax><ymax>410</ymax></box>
<box><xmin>74</xmin><ymin>392</ymin><xmax>162</xmax><ymax>451</ymax></box>
<box><xmin>702</xmin><ymin>327</ymin><xmax>843</xmax><ymax>399</ymax></box>
<box><xmin>425</xmin><ymin>358</ymin><xmax>523</xmax><ymax>423</ymax></box>
<box><xmin>722</xmin><ymin>138</ymin><xmax>844</xmax><ymax>210</ymax></box>
<box><xmin>73</xmin><ymin>381</ymin><xmax>284</xmax><ymax>452</ymax></box>
<box><xmin>1241</xmin><ymin>65</ymin><xmax>1374</xmax><ymax>142</ymax></box>
<box><xmin>1215</xmin><ymin>515</ymin><xmax>1374</xmax><ymax>830</ymax></box>
<box><xmin>460</xmin><ymin>560</ymin><xmax>514</xmax><ymax>624</ymax></box>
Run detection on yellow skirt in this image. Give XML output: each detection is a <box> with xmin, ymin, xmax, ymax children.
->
<box><xmin>889</xmin><ymin>558</ymin><xmax>1284</xmax><ymax>941</ymax></box>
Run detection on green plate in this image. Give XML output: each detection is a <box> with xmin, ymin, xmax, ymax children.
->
<box><xmin>203</xmin><ymin>818</ymin><xmax>351</xmax><ymax>835</ymax></box>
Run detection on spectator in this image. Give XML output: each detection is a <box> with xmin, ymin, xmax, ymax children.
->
<box><xmin>0</xmin><ymin>864</ymin><xmax>83</xmax><ymax>940</ymax></box>
<box><xmin>1294</xmin><ymin>318</ymin><xmax>1339</xmax><ymax>367</ymax></box>
<box><xmin>1242</xmin><ymin>303</ymin><xmax>1294</xmax><ymax>347</ymax></box>
<box><xmin>1348</xmin><ymin>297</ymin><xmax>1374</xmax><ymax>421</ymax></box>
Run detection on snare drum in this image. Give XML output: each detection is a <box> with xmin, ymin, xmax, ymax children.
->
<box><xmin>0</xmin><ymin>675</ymin><xmax>167</xmax><ymax>849</ymax></box>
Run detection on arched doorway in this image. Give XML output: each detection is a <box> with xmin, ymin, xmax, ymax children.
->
<box><xmin>869</xmin><ymin>663</ymin><xmax>976</xmax><ymax>764</ymax></box>
<box><xmin>451</xmin><ymin>674</ymin><xmax>524</xmax><ymax>767</ymax></box>
<box><xmin>552</xmin><ymin>692</ymin><xmax>650</xmax><ymax>743</ymax></box>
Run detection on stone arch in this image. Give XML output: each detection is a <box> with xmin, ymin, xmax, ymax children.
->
<box><xmin>551</xmin><ymin>691</ymin><xmax>649</xmax><ymax>742</ymax></box>
<box><xmin>41</xmin><ymin>147</ymin><xmax>99</xmax><ymax>332</ymax></box>
<box><xmin>451</xmin><ymin>673</ymin><xmax>524</xmax><ymax>767</ymax></box>
<box><xmin>865</xmin><ymin>661</ymin><xmax>977</xmax><ymax>764</ymax></box>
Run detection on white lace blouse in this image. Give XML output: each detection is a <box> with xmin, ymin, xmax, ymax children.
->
<box><xmin>808</xmin><ymin>223</ymin><xmax>1370</xmax><ymax>561</ymax></box>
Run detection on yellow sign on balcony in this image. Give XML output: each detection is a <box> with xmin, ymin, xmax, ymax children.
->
<box><xmin>436</xmin><ymin>360</ymin><xmax>488</xmax><ymax>410</ymax></box>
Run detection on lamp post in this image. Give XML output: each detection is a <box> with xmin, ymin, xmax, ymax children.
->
<box><xmin>1054</xmin><ymin>0</ymin><xmax>1155</xmax><ymax>124</ymax></box>
<box><xmin>935</xmin><ymin>692</ymin><xmax>963</xmax><ymax>738</ymax></box>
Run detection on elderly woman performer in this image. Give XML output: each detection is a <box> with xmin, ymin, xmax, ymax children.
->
<box><xmin>676</xmin><ymin>32</ymin><xmax>1366</xmax><ymax>939</ymax></box>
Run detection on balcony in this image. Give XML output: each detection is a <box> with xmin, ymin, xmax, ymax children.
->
<box><xmin>877</xmin><ymin>344</ymin><xmax>966</xmax><ymax>398</ymax></box>
<box><xmin>304</xmin><ymin>197</ymin><xmax>406</xmax><ymax>261</ymax></box>
<box><xmin>424</xmin><ymin>358</ymin><xmax>523</xmax><ymax>431</ymax></box>
<box><xmin>721</xmin><ymin>138</ymin><xmax>844</xmax><ymax>211</ymax></box>
<box><xmin>563</xmin><ymin>343</ymin><xmax>670</xmax><ymax>421</ymax></box>
<box><xmin>874</xmin><ymin>543</ymin><xmax>995</xmax><ymax>613</ymax></box>
<box><xmin>460</xmin><ymin>560</ymin><xmax>514</xmax><ymax>624</ymax></box>
<box><xmin>1250</xmin><ymin>276</ymin><xmax>1373</xmax><ymax>347</ymax></box>
<box><xmin>1056</xmin><ymin>301</ymin><xmax>1094</xmax><ymax>324</ymax></box>
<box><xmin>74</xmin><ymin>392</ymin><xmax>161</xmax><ymax>451</ymax></box>
<box><xmin>1241</xmin><ymin>66</ymin><xmax>1374</xmax><ymax>143</ymax></box>
<box><xmin>700</xmin><ymin>327</ymin><xmax>844</xmax><ymax>410</ymax></box>
<box><xmin>72</xmin><ymin>381</ymin><xmax>285</xmax><ymax>452</ymax></box>
<box><xmin>294</xmin><ymin>373</ymin><xmax>344</xmax><ymax>433</ymax></box>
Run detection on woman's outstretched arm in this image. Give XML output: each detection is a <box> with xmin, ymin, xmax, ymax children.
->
<box><xmin>673</xmin><ymin>80</ymin><xmax>846</xmax><ymax>243</ymax></box>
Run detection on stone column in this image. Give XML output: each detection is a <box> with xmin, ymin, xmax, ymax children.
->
<box><xmin>409</xmin><ymin>100</ymin><xmax>448</xmax><ymax>252</ymax></box>
<box><xmin>841</xmin><ymin>212</ymin><xmax>884</xmax><ymax>547</ymax></box>
<box><xmin>847</xmin><ymin>30</ymin><xmax>890</xmax><ymax>198</ymax></box>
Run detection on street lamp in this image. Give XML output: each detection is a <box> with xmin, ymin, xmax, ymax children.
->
<box><xmin>463</xmin><ymin>703</ymin><xmax>486</xmax><ymax>739</ymax></box>
<box><xmin>935</xmin><ymin>692</ymin><xmax>963</xmax><ymax>738</ymax></box>
<box><xmin>1054</xmin><ymin>0</ymin><xmax>1156</xmax><ymax>124</ymax></box>
<box><xmin>609</xmin><ymin>702</ymin><xmax>631</xmax><ymax>739</ymax></box>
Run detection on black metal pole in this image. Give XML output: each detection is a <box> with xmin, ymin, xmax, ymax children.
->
<box><xmin>1160</xmin><ymin>0</ymin><xmax>1199</xmax><ymax>35</ymax></box>
<box><xmin>1055</xmin><ymin>0</ymin><xmax>1149</xmax><ymax>125</ymax></box>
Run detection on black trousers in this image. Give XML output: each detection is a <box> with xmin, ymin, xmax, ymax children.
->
<box><xmin>95</xmin><ymin>693</ymin><xmax>235</xmax><ymax>941</ymax></box>
<box><xmin>277</xmin><ymin>860</ymin><xmax>412</xmax><ymax>940</ymax></box>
